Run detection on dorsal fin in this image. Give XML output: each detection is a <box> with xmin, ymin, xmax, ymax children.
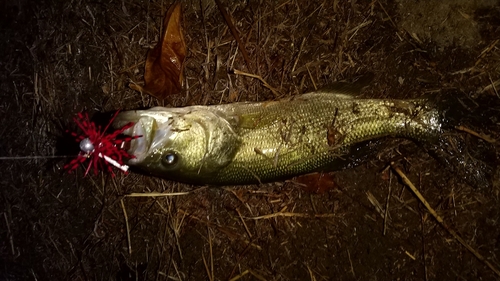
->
<box><xmin>311</xmin><ymin>73</ymin><xmax>374</xmax><ymax>96</ymax></box>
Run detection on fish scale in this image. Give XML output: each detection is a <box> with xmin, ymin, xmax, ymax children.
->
<box><xmin>114</xmin><ymin>89</ymin><xmax>442</xmax><ymax>185</ymax></box>
<box><xmin>208</xmin><ymin>95</ymin><xmax>441</xmax><ymax>184</ymax></box>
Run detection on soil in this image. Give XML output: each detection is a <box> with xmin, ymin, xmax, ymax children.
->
<box><xmin>1</xmin><ymin>0</ymin><xmax>500</xmax><ymax>280</ymax></box>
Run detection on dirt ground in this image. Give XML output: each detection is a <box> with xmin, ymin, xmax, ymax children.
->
<box><xmin>1</xmin><ymin>0</ymin><xmax>500</xmax><ymax>280</ymax></box>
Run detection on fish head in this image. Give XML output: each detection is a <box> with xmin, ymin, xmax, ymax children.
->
<box><xmin>113</xmin><ymin>107</ymin><xmax>240</xmax><ymax>182</ymax></box>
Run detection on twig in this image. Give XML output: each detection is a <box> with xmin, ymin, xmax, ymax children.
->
<box><xmin>171</xmin><ymin>259</ymin><xmax>182</xmax><ymax>281</ymax></box>
<box><xmin>202</xmin><ymin>225</ymin><xmax>215</xmax><ymax>281</ymax></box>
<box><xmin>246</xmin><ymin>212</ymin><xmax>337</xmax><ymax>220</ymax></box>
<box><xmin>404</xmin><ymin>250</ymin><xmax>416</xmax><ymax>260</ymax></box>
<box><xmin>366</xmin><ymin>191</ymin><xmax>385</xmax><ymax>219</ymax></box>
<box><xmin>347</xmin><ymin>19</ymin><xmax>373</xmax><ymax>40</ymax></box>
<box><xmin>247</xmin><ymin>269</ymin><xmax>267</xmax><ymax>281</ymax></box>
<box><xmin>421</xmin><ymin>213</ymin><xmax>429</xmax><ymax>281</ymax></box>
<box><xmin>478</xmin><ymin>39</ymin><xmax>499</xmax><ymax>58</ymax></box>
<box><xmin>236</xmin><ymin>208</ymin><xmax>252</xmax><ymax>238</ymax></box>
<box><xmin>292</xmin><ymin>37</ymin><xmax>306</xmax><ymax>73</ymax></box>
<box><xmin>3</xmin><ymin>212</ymin><xmax>15</xmax><ymax>255</ymax></box>
<box><xmin>214</xmin><ymin>0</ymin><xmax>252</xmax><ymax>70</ymax></box>
<box><xmin>125</xmin><ymin>186</ymin><xmax>207</xmax><ymax>197</ymax></box>
<box><xmin>230</xmin><ymin>268</ymin><xmax>266</xmax><ymax>281</ymax></box>
<box><xmin>488</xmin><ymin>75</ymin><xmax>500</xmax><ymax>99</ymax></box>
<box><xmin>347</xmin><ymin>248</ymin><xmax>355</xmax><ymax>279</ymax></box>
<box><xmin>377</xmin><ymin>1</ymin><xmax>397</xmax><ymax>29</ymax></box>
<box><xmin>383</xmin><ymin>170</ymin><xmax>392</xmax><ymax>235</ymax></box>
<box><xmin>306</xmin><ymin>264</ymin><xmax>316</xmax><ymax>281</ymax></box>
<box><xmin>125</xmin><ymin>191</ymin><xmax>191</xmax><ymax>197</ymax></box>
<box><xmin>232</xmin><ymin>69</ymin><xmax>281</xmax><ymax>97</ymax></box>
<box><xmin>306</xmin><ymin>64</ymin><xmax>317</xmax><ymax>90</ymax></box>
<box><xmin>171</xmin><ymin>210</ymin><xmax>186</xmax><ymax>260</ymax></box>
<box><xmin>120</xmin><ymin>199</ymin><xmax>132</xmax><ymax>255</ymax></box>
<box><xmin>479</xmin><ymin>78</ymin><xmax>500</xmax><ymax>95</ymax></box>
<box><xmin>391</xmin><ymin>164</ymin><xmax>500</xmax><ymax>277</ymax></box>
<box><xmin>229</xmin><ymin>270</ymin><xmax>249</xmax><ymax>281</ymax></box>
<box><xmin>202</xmin><ymin>252</ymin><xmax>211</xmax><ymax>281</ymax></box>
<box><xmin>455</xmin><ymin>125</ymin><xmax>496</xmax><ymax>143</ymax></box>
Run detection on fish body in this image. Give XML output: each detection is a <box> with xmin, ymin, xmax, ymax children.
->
<box><xmin>113</xmin><ymin>88</ymin><xmax>442</xmax><ymax>185</ymax></box>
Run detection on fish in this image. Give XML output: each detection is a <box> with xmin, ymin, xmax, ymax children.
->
<box><xmin>113</xmin><ymin>82</ymin><xmax>450</xmax><ymax>185</ymax></box>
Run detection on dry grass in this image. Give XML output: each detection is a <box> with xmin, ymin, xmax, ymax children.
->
<box><xmin>1</xmin><ymin>0</ymin><xmax>500</xmax><ymax>280</ymax></box>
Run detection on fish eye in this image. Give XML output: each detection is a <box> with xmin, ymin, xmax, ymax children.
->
<box><xmin>163</xmin><ymin>151</ymin><xmax>178</xmax><ymax>166</ymax></box>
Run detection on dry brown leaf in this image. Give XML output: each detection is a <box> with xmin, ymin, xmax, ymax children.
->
<box><xmin>142</xmin><ymin>2</ymin><xmax>186</xmax><ymax>100</ymax></box>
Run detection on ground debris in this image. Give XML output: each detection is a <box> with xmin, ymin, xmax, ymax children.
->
<box><xmin>1</xmin><ymin>0</ymin><xmax>500</xmax><ymax>280</ymax></box>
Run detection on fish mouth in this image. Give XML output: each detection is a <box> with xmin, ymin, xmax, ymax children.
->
<box><xmin>123</xmin><ymin>119</ymin><xmax>151</xmax><ymax>164</ymax></box>
<box><xmin>115</xmin><ymin>110</ymin><xmax>177</xmax><ymax>165</ymax></box>
<box><xmin>114</xmin><ymin>112</ymin><xmax>155</xmax><ymax>164</ymax></box>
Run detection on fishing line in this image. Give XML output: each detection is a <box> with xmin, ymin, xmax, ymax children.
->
<box><xmin>0</xmin><ymin>155</ymin><xmax>76</xmax><ymax>160</ymax></box>
<box><xmin>0</xmin><ymin>154</ymin><xmax>129</xmax><ymax>172</ymax></box>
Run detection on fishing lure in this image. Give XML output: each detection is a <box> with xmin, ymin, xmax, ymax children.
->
<box><xmin>64</xmin><ymin>111</ymin><xmax>141</xmax><ymax>176</ymax></box>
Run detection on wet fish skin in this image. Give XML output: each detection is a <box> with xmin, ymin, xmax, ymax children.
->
<box><xmin>113</xmin><ymin>90</ymin><xmax>442</xmax><ymax>185</ymax></box>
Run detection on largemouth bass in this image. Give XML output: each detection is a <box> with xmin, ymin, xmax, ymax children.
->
<box><xmin>113</xmin><ymin>85</ymin><xmax>444</xmax><ymax>185</ymax></box>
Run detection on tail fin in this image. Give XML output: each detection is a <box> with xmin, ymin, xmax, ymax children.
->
<box><xmin>425</xmin><ymin>94</ymin><xmax>499</xmax><ymax>189</ymax></box>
